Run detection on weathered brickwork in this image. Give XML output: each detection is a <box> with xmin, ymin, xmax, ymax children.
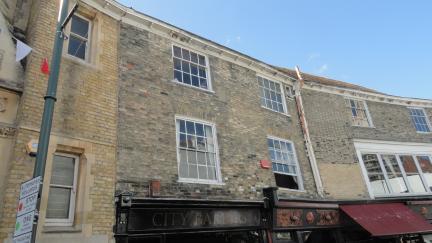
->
<box><xmin>117</xmin><ymin>23</ymin><xmax>319</xmax><ymax>201</ymax></box>
<box><xmin>301</xmin><ymin>88</ymin><xmax>432</xmax><ymax>199</ymax></box>
<box><xmin>0</xmin><ymin>1</ymin><xmax>118</xmax><ymax>242</ymax></box>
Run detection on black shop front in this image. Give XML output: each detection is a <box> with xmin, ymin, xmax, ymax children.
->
<box><xmin>114</xmin><ymin>193</ymin><xmax>270</xmax><ymax>243</ymax></box>
<box><xmin>114</xmin><ymin>190</ymin><xmax>432</xmax><ymax>243</ymax></box>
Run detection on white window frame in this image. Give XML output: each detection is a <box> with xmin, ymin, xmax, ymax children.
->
<box><xmin>171</xmin><ymin>44</ymin><xmax>213</xmax><ymax>92</ymax></box>
<box><xmin>345</xmin><ymin>98</ymin><xmax>374</xmax><ymax>127</ymax></box>
<box><xmin>354</xmin><ymin>139</ymin><xmax>432</xmax><ymax>199</ymax></box>
<box><xmin>267</xmin><ymin>135</ymin><xmax>304</xmax><ymax>191</ymax></box>
<box><xmin>45</xmin><ymin>153</ymin><xmax>79</xmax><ymax>227</ymax></box>
<box><xmin>257</xmin><ymin>76</ymin><xmax>289</xmax><ymax>116</ymax></box>
<box><xmin>175</xmin><ymin>115</ymin><xmax>222</xmax><ymax>185</ymax></box>
<box><xmin>407</xmin><ymin>107</ymin><xmax>432</xmax><ymax>133</ymax></box>
<box><xmin>66</xmin><ymin>13</ymin><xmax>91</xmax><ymax>62</ymax></box>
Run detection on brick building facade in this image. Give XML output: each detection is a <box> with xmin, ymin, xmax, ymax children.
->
<box><xmin>0</xmin><ymin>0</ymin><xmax>118</xmax><ymax>242</ymax></box>
<box><xmin>0</xmin><ymin>0</ymin><xmax>432</xmax><ymax>243</ymax></box>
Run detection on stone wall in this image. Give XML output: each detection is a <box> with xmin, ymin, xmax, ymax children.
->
<box><xmin>0</xmin><ymin>89</ymin><xmax>19</xmax><ymax>222</ymax></box>
<box><xmin>301</xmin><ymin>88</ymin><xmax>432</xmax><ymax>199</ymax></box>
<box><xmin>117</xmin><ymin>23</ymin><xmax>319</xmax><ymax>201</ymax></box>
<box><xmin>0</xmin><ymin>1</ymin><xmax>118</xmax><ymax>242</ymax></box>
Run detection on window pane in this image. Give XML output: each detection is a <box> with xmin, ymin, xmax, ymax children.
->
<box><xmin>258</xmin><ymin>77</ymin><xmax>285</xmax><ymax>113</ymax></box>
<box><xmin>173</xmin><ymin>46</ymin><xmax>212</xmax><ymax>89</ymax></box>
<box><xmin>198</xmin><ymin>55</ymin><xmax>206</xmax><ymax>66</ymax></box>
<box><xmin>174</xmin><ymin>70</ymin><xmax>182</xmax><ymax>82</ymax></box>
<box><xmin>198</xmin><ymin>67</ymin><xmax>206</xmax><ymax>78</ymax></box>
<box><xmin>51</xmin><ymin>155</ymin><xmax>75</xmax><ymax>186</ymax></box>
<box><xmin>206</xmin><ymin>153</ymin><xmax>215</xmax><ymax>166</ymax></box>
<box><xmin>186</xmin><ymin>121</ymin><xmax>195</xmax><ymax>134</ymax></box>
<box><xmin>191</xmin><ymin>75</ymin><xmax>199</xmax><ymax>87</ymax></box>
<box><xmin>268</xmin><ymin>138</ymin><xmax>301</xmax><ymax>189</ymax></box>
<box><xmin>182</xmin><ymin>73</ymin><xmax>191</xmax><ymax>84</ymax></box>
<box><xmin>179</xmin><ymin>134</ymin><xmax>187</xmax><ymax>147</ymax></box>
<box><xmin>362</xmin><ymin>154</ymin><xmax>390</xmax><ymax>195</ymax></box>
<box><xmin>418</xmin><ymin>156</ymin><xmax>432</xmax><ymax>190</ymax></box>
<box><xmin>182</xmin><ymin>49</ymin><xmax>190</xmax><ymax>60</ymax></box>
<box><xmin>381</xmin><ymin>155</ymin><xmax>408</xmax><ymax>194</ymax></box>
<box><xmin>190</xmin><ymin>53</ymin><xmax>198</xmax><ymax>63</ymax></box>
<box><xmin>205</xmin><ymin>125</ymin><xmax>213</xmax><ymax>139</ymax></box>
<box><xmin>189</xmin><ymin>165</ymin><xmax>198</xmax><ymax>178</ymax></box>
<box><xmin>409</xmin><ymin>108</ymin><xmax>431</xmax><ymax>132</ymax></box>
<box><xmin>179</xmin><ymin>162</ymin><xmax>188</xmax><ymax>178</ymax></box>
<box><xmin>190</xmin><ymin>64</ymin><xmax>198</xmax><ymax>75</ymax></box>
<box><xmin>181</xmin><ymin>61</ymin><xmax>190</xmax><ymax>73</ymax></box>
<box><xmin>179</xmin><ymin>120</ymin><xmax>186</xmax><ymax>133</ymax></box>
<box><xmin>198</xmin><ymin>166</ymin><xmax>208</xmax><ymax>179</ymax></box>
<box><xmin>179</xmin><ymin>149</ymin><xmax>187</xmax><ymax>164</ymax></box>
<box><xmin>347</xmin><ymin>99</ymin><xmax>371</xmax><ymax>126</ymax></box>
<box><xmin>71</xmin><ymin>15</ymin><xmax>89</xmax><ymax>38</ymax></box>
<box><xmin>197</xmin><ymin>151</ymin><xmax>206</xmax><ymax>165</ymax></box>
<box><xmin>173</xmin><ymin>46</ymin><xmax>182</xmax><ymax>57</ymax></box>
<box><xmin>176</xmin><ymin>119</ymin><xmax>218</xmax><ymax>181</ymax></box>
<box><xmin>208</xmin><ymin>167</ymin><xmax>216</xmax><ymax>180</ymax></box>
<box><xmin>187</xmin><ymin>150</ymin><xmax>196</xmax><ymax>164</ymax></box>
<box><xmin>199</xmin><ymin>78</ymin><xmax>208</xmax><ymax>89</ymax></box>
<box><xmin>174</xmin><ymin>58</ymin><xmax>182</xmax><ymax>70</ymax></box>
<box><xmin>267</xmin><ymin>139</ymin><xmax>274</xmax><ymax>148</ymax></box>
<box><xmin>400</xmin><ymin>155</ymin><xmax>427</xmax><ymax>193</ymax></box>
<box><xmin>187</xmin><ymin>135</ymin><xmax>196</xmax><ymax>149</ymax></box>
<box><xmin>68</xmin><ymin>36</ymin><xmax>86</xmax><ymax>60</ymax></box>
<box><xmin>197</xmin><ymin>137</ymin><xmax>206</xmax><ymax>151</ymax></box>
<box><xmin>195</xmin><ymin>124</ymin><xmax>204</xmax><ymax>136</ymax></box>
<box><xmin>46</xmin><ymin>187</ymin><xmax>71</xmax><ymax>219</ymax></box>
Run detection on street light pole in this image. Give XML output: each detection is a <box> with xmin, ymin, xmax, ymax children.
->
<box><xmin>33</xmin><ymin>0</ymin><xmax>69</xmax><ymax>178</ymax></box>
<box><xmin>31</xmin><ymin>0</ymin><xmax>69</xmax><ymax>242</ymax></box>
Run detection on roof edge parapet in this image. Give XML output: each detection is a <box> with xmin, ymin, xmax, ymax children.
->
<box><xmin>82</xmin><ymin>0</ymin><xmax>432</xmax><ymax>107</ymax></box>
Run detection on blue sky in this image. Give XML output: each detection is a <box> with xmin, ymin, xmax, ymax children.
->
<box><xmin>118</xmin><ymin>0</ymin><xmax>432</xmax><ymax>99</ymax></box>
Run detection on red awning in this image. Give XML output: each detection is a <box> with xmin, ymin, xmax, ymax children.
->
<box><xmin>340</xmin><ymin>203</ymin><xmax>432</xmax><ymax>237</ymax></box>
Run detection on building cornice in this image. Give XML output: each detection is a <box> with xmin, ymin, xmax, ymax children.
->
<box><xmin>82</xmin><ymin>0</ymin><xmax>432</xmax><ymax>108</ymax></box>
<box><xmin>303</xmin><ymin>81</ymin><xmax>432</xmax><ymax>108</ymax></box>
<box><xmin>81</xmin><ymin>0</ymin><xmax>297</xmax><ymax>85</ymax></box>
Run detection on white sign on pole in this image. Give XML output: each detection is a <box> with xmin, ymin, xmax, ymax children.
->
<box><xmin>16</xmin><ymin>193</ymin><xmax>38</xmax><ymax>217</ymax></box>
<box><xmin>19</xmin><ymin>176</ymin><xmax>41</xmax><ymax>199</ymax></box>
<box><xmin>13</xmin><ymin>232</ymin><xmax>32</xmax><ymax>243</ymax></box>
<box><xmin>14</xmin><ymin>210</ymin><xmax>35</xmax><ymax>237</ymax></box>
<box><xmin>13</xmin><ymin>176</ymin><xmax>41</xmax><ymax>242</ymax></box>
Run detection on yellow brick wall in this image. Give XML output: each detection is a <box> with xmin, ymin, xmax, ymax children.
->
<box><xmin>0</xmin><ymin>0</ymin><xmax>119</xmax><ymax>242</ymax></box>
<box><xmin>319</xmin><ymin>163</ymin><xmax>369</xmax><ymax>199</ymax></box>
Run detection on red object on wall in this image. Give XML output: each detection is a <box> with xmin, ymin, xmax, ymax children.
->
<box><xmin>41</xmin><ymin>58</ymin><xmax>50</xmax><ymax>74</ymax></box>
<box><xmin>260</xmin><ymin>160</ymin><xmax>270</xmax><ymax>169</ymax></box>
<box><xmin>150</xmin><ymin>179</ymin><xmax>161</xmax><ymax>197</ymax></box>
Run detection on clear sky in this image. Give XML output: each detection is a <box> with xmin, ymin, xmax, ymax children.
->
<box><xmin>118</xmin><ymin>0</ymin><xmax>432</xmax><ymax>99</ymax></box>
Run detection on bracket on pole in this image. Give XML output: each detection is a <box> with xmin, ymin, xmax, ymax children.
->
<box><xmin>61</xmin><ymin>3</ymin><xmax>78</xmax><ymax>30</ymax></box>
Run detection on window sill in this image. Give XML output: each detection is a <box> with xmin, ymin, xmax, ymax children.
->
<box><xmin>170</xmin><ymin>79</ymin><xmax>215</xmax><ymax>94</ymax></box>
<box><xmin>62</xmin><ymin>54</ymin><xmax>98</xmax><ymax>70</ymax></box>
<box><xmin>42</xmin><ymin>225</ymin><xmax>82</xmax><ymax>233</ymax></box>
<box><xmin>416</xmin><ymin>131</ymin><xmax>432</xmax><ymax>134</ymax></box>
<box><xmin>178</xmin><ymin>178</ymin><xmax>225</xmax><ymax>186</ymax></box>
<box><xmin>277</xmin><ymin>187</ymin><xmax>306</xmax><ymax>193</ymax></box>
<box><xmin>260</xmin><ymin>106</ymin><xmax>291</xmax><ymax>117</ymax></box>
<box><xmin>373</xmin><ymin>192</ymin><xmax>432</xmax><ymax>199</ymax></box>
<box><xmin>351</xmin><ymin>124</ymin><xmax>375</xmax><ymax>129</ymax></box>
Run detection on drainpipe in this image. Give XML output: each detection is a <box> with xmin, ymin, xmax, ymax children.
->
<box><xmin>293</xmin><ymin>66</ymin><xmax>324</xmax><ymax>197</ymax></box>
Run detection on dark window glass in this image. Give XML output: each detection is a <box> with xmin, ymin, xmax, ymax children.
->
<box><xmin>275</xmin><ymin>173</ymin><xmax>299</xmax><ymax>189</ymax></box>
<box><xmin>71</xmin><ymin>15</ymin><xmax>89</xmax><ymax>37</ymax></box>
<box><xmin>172</xmin><ymin>46</ymin><xmax>209</xmax><ymax>89</ymax></box>
<box><xmin>67</xmin><ymin>36</ymin><xmax>86</xmax><ymax>60</ymax></box>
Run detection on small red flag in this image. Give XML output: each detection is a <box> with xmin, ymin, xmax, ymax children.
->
<box><xmin>41</xmin><ymin>58</ymin><xmax>49</xmax><ymax>74</ymax></box>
